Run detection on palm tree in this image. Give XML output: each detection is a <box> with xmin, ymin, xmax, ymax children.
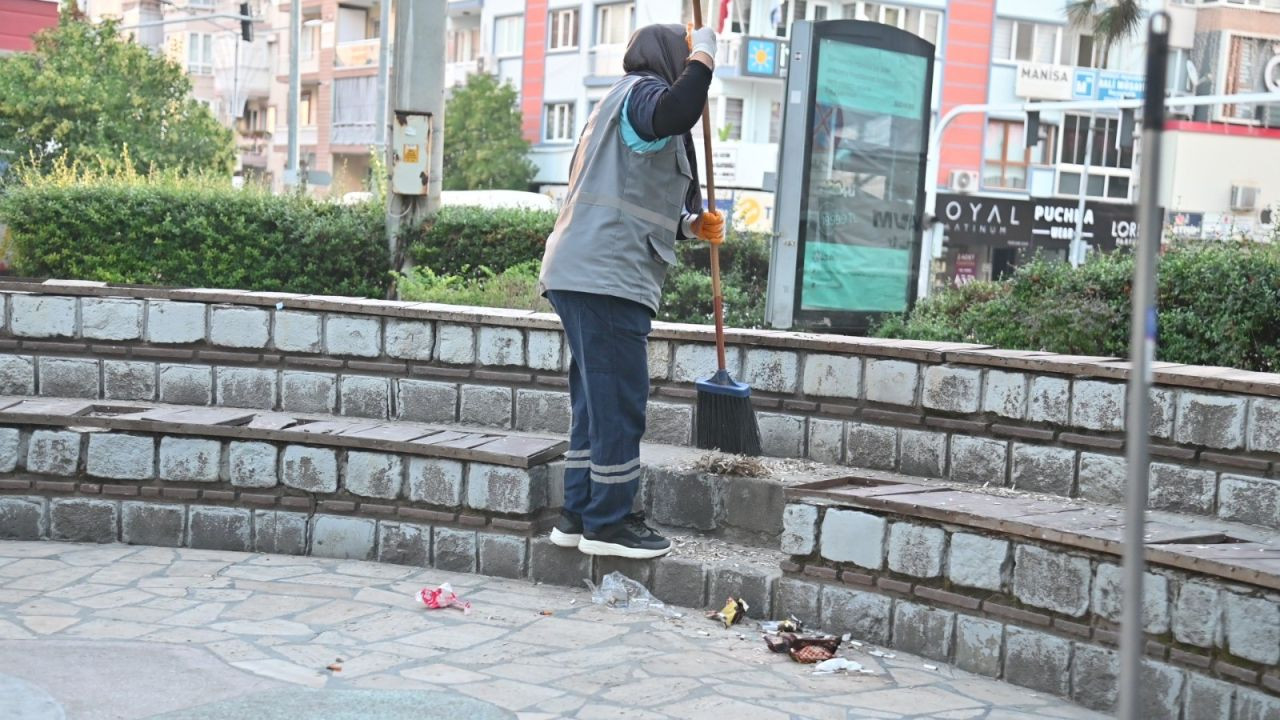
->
<box><xmin>1065</xmin><ymin>0</ymin><xmax>1143</xmax><ymax>68</ymax></box>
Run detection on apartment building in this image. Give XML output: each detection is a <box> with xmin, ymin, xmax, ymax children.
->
<box><xmin>0</xmin><ymin>0</ymin><xmax>58</xmax><ymax>55</ymax></box>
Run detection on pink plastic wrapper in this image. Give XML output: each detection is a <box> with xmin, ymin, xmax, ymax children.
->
<box><xmin>417</xmin><ymin>583</ymin><xmax>471</xmax><ymax>614</ymax></box>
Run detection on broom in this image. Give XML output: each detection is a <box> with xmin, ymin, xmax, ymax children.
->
<box><xmin>690</xmin><ymin>0</ymin><xmax>762</xmax><ymax>457</ymax></box>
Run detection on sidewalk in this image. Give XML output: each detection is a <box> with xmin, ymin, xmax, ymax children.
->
<box><xmin>0</xmin><ymin>541</ymin><xmax>1106</xmax><ymax>720</ymax></box>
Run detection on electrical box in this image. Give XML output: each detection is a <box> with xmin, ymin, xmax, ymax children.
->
<box><xmin>391</xmin><ymin>111</ymin><xmax>432</xmax><ymax>196</ymax></box>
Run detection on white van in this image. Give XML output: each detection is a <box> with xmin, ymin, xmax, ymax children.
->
<box><xmin>340</xmin><ymin>189</ymin><xmax>555</xmax><ymax>211</ymax></box>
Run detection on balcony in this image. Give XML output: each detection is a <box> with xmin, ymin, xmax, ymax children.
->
<box><xmin>584</xmin><ymin>44</ymin><xmax>626</xmax><ymax>85</ymax></box>
<box><xmin>445</xmin><ymin>60</ymin><xmax>478</xmax><ymax>87</ymax></box>
<box><xmin>275</xmin><ymin>125</ymin><xmax>318</xmax><ymax>147</ymax></box>
<box><xmin>336</xmin><ymin>38</ymin><xmax>381</xmax><ymax>68</ymax></box>
<box><xmin>715</xmin><ymin>34</ymin><xmax>788</xmax><ymax>81</ymax></box>
<box><xmin>300</xmin><ymin>51</ymin><xmax>320</xmax><ymax>75</ymax></box>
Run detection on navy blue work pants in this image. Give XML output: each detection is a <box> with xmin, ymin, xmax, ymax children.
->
<box><xmin>545</xmin><ymin>290</ymin><xmax>649</xmax><ymax>533</ymax></box>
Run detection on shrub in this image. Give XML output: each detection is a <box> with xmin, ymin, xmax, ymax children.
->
<box><xmin>876</xmin><ymin>241</ymin><xmax>1280</xmax><ymax>373</ymax></box>
<box><xmin>396</xmin><ymin>260</ymin><xmax>550</xmax><ymax>312</ymax></box>
<box><xmin>409</xmin><ymin>206</ymin><xmax>555</xmax><ymax>279</ymax></box>
<box><xmin>660</xmin><ymin>228</ymin><xmax>771</xmax><ymax>328</ymax></box>
<box><xmin>0</xmin><ymin>166</ymin><xmax>388</xmax><ymax>298</ymax></box>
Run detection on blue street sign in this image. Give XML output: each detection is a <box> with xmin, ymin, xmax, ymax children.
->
<box><xmin>1097</xmin><ymin>71</ymin><xmax>1145</xmax><ymax>100</ymax></box>
<box><xmin>744</xmin><ymin>38</ymin><xmax>779</xmax><ymax>77</ymax></box>
<box><xmin>1073</xmin><ymin>69</ymin><xmax>1097</xmax><ymax>100</ymax></box>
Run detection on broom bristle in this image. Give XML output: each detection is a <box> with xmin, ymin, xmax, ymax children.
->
<box><xmin>696</xmin><ymin>370</ymin><xmax>761</xmax><ymax>456</ymax></box>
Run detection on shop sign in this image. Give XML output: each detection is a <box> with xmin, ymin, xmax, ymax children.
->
<box><xmin>1016</xmin><ymin>62</ymin><xmax>1073</xmax><ymax>100</ymax></box>
<box><xmin>938</xmin><ymin>194</ymin><xmax>1138</xmax><ymax>251</ymax></box>
<box><xmin>1031</xmin><ymin>199</ymin><xmax>1137</xmax><ymax>249</ymax></box>
<box><xmin>953</xmin><ymin>253</ymin><xmax>978</xmax><ymax>286</ymax></box>
<box><xmin>936</xmin><ymin>194</ymin><xmax>1032</xmax><ymax>246</ymax></box>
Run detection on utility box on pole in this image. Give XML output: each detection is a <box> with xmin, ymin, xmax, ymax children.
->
<box><xmin>391</xmin><ymin>111</ymin><xmax>432</xmax><ymax>196</ymax></box>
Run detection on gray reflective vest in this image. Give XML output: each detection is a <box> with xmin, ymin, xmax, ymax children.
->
<box><xmin>538</xmin><ymin>74</ymin><xmax>694</xmax><ymax>314</ymax></box>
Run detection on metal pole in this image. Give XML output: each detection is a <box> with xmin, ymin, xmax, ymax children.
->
<box><xmin>1119</xmin><ymin>13</ymin><xmax>1170</xmax><ymax>720</ymax></box>
<box><xmin>1071</xmin><ymin>111</ymin><xmax>1096</xmax><ymax>267</ymax></box>
<box><xmin>286</xmin><ymin>0</ymin><xmax>300</xmax><ymax>189</ymax></box>
<box><xmin>375</xmin><ymin>0</ymin><xmax>391</xmax><ymax>149</ymax></box>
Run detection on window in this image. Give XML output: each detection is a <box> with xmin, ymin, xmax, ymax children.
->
<box><xmin>189</xmin><ymin>0</ymin><xmax>213</xmax><ymax>6</ymax></box>
<box><xmin>1076</xmin><ymin>34</ymin><xmax>1099</xmax><ymax>68</ymax></box>
<box><xmin>337</xmin><ymin>6</ymin><xmax>370</xmax><ymax>43</ymax></box>
<box><xmin>300</xmin><ymin>90</ymin><xmax>315</xmax><ymax>126</ymax></box>
<box><xmin>187</xmin><ymin>32</ymin><xmax>213</xmax><ymax>75</ymax></box>
<box><xmin>550</xmin><ymin>8</ymin><xmax>579</xmax><ymax>50</ymax></box>
<box><xmin>1058</xmin><ymin>114</ymin><xmax>1134</xmax><ymax>199</ymax></box>
<box><xmin>839</xmin><ymin>4</ymin><xmax>942</xmax><ymax>48</ymax></box>
<box><xmin>813</xmin><ymin>4</ymin><xmax>828</xmax><ymax>20</ymax></box>
<box><xmin>446</xmin><ymin>28</ymin><xmax>480</xmax><ymax>63</ymax></box>
<box><xmin>266</xmin><ymin>105</ymin><xmax>277</xmax><ymax>133</ymax></box>
<box><xmin>545</xmin><ymin>102</ymin><xmax>575</xmax><ymax>141</ymax></box>
<box><xmin>596</xmin><ymin>4</ymin><xmax>635</xmax><ymax>46</ymax></box>
<box><xmin>494</xmin><ymin>15</ymin><xmax>524</xmax><ymax>57</ymax></box>
<box><xmin>993</xmin><ymin>19</ymin><xmax>1062</xmax><ymax>64</ymax></box>
<box><xmin>982</xmin><ymin>120</ymin><xmax>1056</xmax><ymax>190</ymax></box>
<box><xmin>723</xmin><ymin>97</ymin><xmax>744</xmax><ymax>141</ymax></box>
<box><xmin>768</xmin><ymin>101</ymin><xmax>783</xmax><ymax>143</ymax></box>
<box><xmin>301</xmin><ymin>22</ymin><xmax>319</xmax><ymax>59</ymax></box>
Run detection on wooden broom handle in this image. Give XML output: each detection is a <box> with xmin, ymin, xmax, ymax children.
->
<box><xmin>691</xmin><ymin>0</ymin><xmax>726</xmax><ymax>373</ymax></box>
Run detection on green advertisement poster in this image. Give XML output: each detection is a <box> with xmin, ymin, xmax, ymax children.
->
<box><xmin>801</xmin><ymin>242</ymin><xmax>911</xmax><ymax>312</ymax></box>
<box><xmin>815</xmin><ymin>40</ymin><xmax>927</xmax><ymax>119</ymax></box>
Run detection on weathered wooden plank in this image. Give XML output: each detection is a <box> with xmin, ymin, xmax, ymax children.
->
<box><xmin>247</xmin><ymin>413</ymin><xmax>300</xmax><ymax>430</ymax></box>
<box><xmin>139</xmin><ymin>408</ymin><xmax>256</xmax><ymax>426</ymax></box>
<box><xmin>296</xmin><ymin>420</ymin><xmax>378</xmax><ymax>435</ymax></box>
<box><xmin>343</xmin><ymin>425</ymin><xmax>440</xmax><ymax>443</ymax></box>
<box><xmin>4</xmin><ymin>399</ymin><xmax>94</xmax><ymax>417</ymax></box>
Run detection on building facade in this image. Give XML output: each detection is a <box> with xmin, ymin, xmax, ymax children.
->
<box><xmin>0</xmin><ymin>0</ymin><xmax>59</xmax><ymax>55</ymax></box>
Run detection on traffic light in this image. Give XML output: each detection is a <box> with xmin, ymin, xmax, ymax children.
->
<box><xmin>239</xmin><ymin>3</ymin><xmax>253</xmax><ymax>42</ymax></box>
<box><xmin>1025</xmin><ymin>111</ymin><xmax>1040</xmax><ymax>149</ymax></box>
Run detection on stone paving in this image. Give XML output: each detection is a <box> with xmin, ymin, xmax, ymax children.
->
<box><xmin>0</xmin><ymin>541</ymin><xmax>1107</xmax><ymax>720</ymax></box>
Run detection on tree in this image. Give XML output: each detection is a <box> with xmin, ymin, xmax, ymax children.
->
<box><xmin>442</xmin><ymin>73</ymin><xmax>536</xmax><ymax>191</ymax></box>
<box><xmin>1065</xmin><ymin>0</ymin><xmax>1143</xmax><ymax>67</ymax></box>
<box><xmin>0</xmin><ymin>7</ymin><xmax>235</xmax><ymax>176</ymax></box>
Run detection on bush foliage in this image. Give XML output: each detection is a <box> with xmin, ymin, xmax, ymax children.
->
<box><xmin>409</xmin><ymin>206</ymin><xmax>556</xmax><ymax>279</ymax></box>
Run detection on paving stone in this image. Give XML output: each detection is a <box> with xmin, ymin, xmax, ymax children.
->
<box><xmin>26</xmin><ymin>429</ymin><xmax>81</xmax><ymax>476</ymax></box>
<box><xmin>644</xmin><ymin>401</ymin><xmax>691</xmax><ymax>445</ymax></box>
<box><xmin>1223</xmin><ymin>593</ymin><xmax>1280</xmax><ymax>665</ymax></box>
<box><xmin>982</xmin><ymin>370</ymin><xmax>1027</xmax><ymax>419</ymax></box>
<box><xmin>147</xmin><ymin>300</ymin><xmax>206</xmax><ymax>344</ymax></box>
<box><xmin>780</xmin><ymin>503</ymin><xmax>818</xmax><ymax>556</ymax></box>
<box><xmin>0</xmin><ymin>427</ymin><xmax>20</xmax><ymax>473</ymax></box>
<box><xmin>384</xmin><ymin>319</ymin><xmax>434</xmax><ymax>361</ymax></box>
<box><xmin>887</xmin><ymin>522</ymin><xmax>944</xmax><ymax>577</ymax></box>
<box><xmin>846</xmin><ymin>422</ymin><xmax>896</xmax><ymax>471</ymax></box>
<box><xmin>1150</xmin><ymin>388</ymin><xmax>1176</xmax><ymax>440</ymax></box>
<box><xmin>210</xmin><ymin>306</ymin><xmax>270</xmax><ymax>349</ymax></box>
<box><xmin>459</xmin><ymin>384</ymin><xmax>512</xmax><ymax>428</ymax></box>
<box><xmin>891</xmin><ymin>601</ymin><xmax>954</xmax><ymax>662</ymax></box>
<box><xmin>650</xmin><ymin>556</ymin><xmax>707</xmax><ymax>608</ymax></box>
<box><xmin>477</xmin><ymin>327</ymin><xmax>524</xmax><ymax>367</ymax></box>
<box><xmin>0</xmin><ymin>497</ymin><xmax>46</xmax><ymax>540</ymax></box>
<box><xmin>1175</xmin><ymin>392</ymin><xmax>1246</xmax><ymax>450</ymax></box>
<box><xmin>87</xmin><ymin>434</ymin><xmax>155</xmax><ymax>480</ymax></box>
<box><xmin>82</xmin><ymin>298</ymin><xmax>143</xmax><ymax>341</ymax></box>
<box><xmin>282</xmin><ymin>446</ymin><xmax>338</xmax><ymax>493</ymax></box>
<box><xmin>1070</xmin><ymin>644</ymin><xmax>1118</xmax><ymax>711</ymax></box>
<box><xmin>1172</xmin><ymin>581</ymin><xmax>1221</xmax><ymax>649</ymax></box>
<box><xmin>708</xmin><ymin>564</ymin><xmax>777</xmax><ymax>618</ymax></box>
<box><xmin>593</xmin><ymin>556</ymin><xmax>654</xmax><ymax>588</ymax></box>
<box><xmin>1028</xmin><ymin>376</ymin><xmax>1070</xmax><ymax>425</ymax></box>
<box><xmin>344</xmin><ymin>451</ymin><xmax>403</xmax><ymax>500</ymax></box>
<box><xmin>340</xmin><ymin>375</ymin><xmax>390</xmax><ymax>419</ymax></box>
<box><xmin>1248</xmin><ymin>397</ymin><xmax>1280</xmax><ymax>454</ymax></box>
<box><xmin>1003</xmin><ymin>627</ymin><xmax>1071</xmax><ymax>696</ymax></box>
<box><xmin>954</xmin><ymin>615</ymin><xmax>1003</xmax><ymax>678</ymax></box>
<box><xmin>38</xmin><ymin>357</ymin><xmax>99</xmax><ymax>398</ymax></box>
<box><xmin>377</xmin><ymin>521</ymin><xmax>432</xmax><ymax>567</ymax></box>
<box><xmin>104</xmin><ymin>361</ymin><xmax>156</xmax><ymax>401</ymax></box>
<box><xmin>806</xmin><ymin>418</ymin><xmax>844</xmax><ymax>465</ymax></box>
<box><xmin>216</xmin><ymin>367</ymin><xmax>277</xmax><ymax>410</ymax></box>
<box><xmin>529</xmin><ymin>537</ymin><xmax>591</xmax><ymax>588</ymax></box>
<box><xmin>1183</xmin><ymin>673</ymin><xmax>1235</xmax><ymax>720</ymax></box>
<box><xmin>743</xmin><ymin>349</ymin><xmax>798</xmax><ymax>394</ymax></box>
<box><xmin>1149</xmin><ymin>463</ymin><xmax>1216</xmax><ymax>514</ymax></box>
<box><xmin>434</xmin><ymin>324</ymin><xmax>476</xmax><ymax>365</ymax></box>
<box><xmin>1072</xmin><ymin>380</ymin><xmax>1125</xmax><ymax>432</ymax></box>
<box><xmin>1217</xmin><ymin>474</ymin><xmax>1280</xmax><ymax>529</ymax></box>
<box><xmin>719</xmin><ymin>474</ymin><xmax>784</xmax><ymax>537</ymax></box>
<box><xmin>12</xmin><ymin>295</ymin><xmax>76</xmax><ymax>338</ymax></box>
<box><xmin>188</xmin><ymin>506</ymin><xmax>251</xmax><ymax>552</ymax></box>
<box><xmin>254</xmin><ymin>511</ymin><xmax>308</xmax><ymax>555</ymax></box>
<box><xmin>324</xmin><ymin>315</ymin><xmax>381</xmax><ymax>358</ymax></box>
<box><xmin>467</xmin><ymin>464</ymin><xmax>546</xmax><ymax>515</ymax></box>
<box><xmin>946</xmin><ymin>532</ymin><xmax>1008</xmax><ymax>591</ymax></box>
<box><xmin>1235</xmin><ymin>687</ymin><xmax>1280</xmax><ymax>720</ymax></box>
<box><xmin>1012</xmin><ymin>544</ymin><xmax>1090</xmax><ymax>617</ymax></box>
<box><xmin>899</xmin><ymin>429</ymin><xmax>945</xmax><ymax>477</ymax></box>
<box><xmin>273</xmin><ymin>311</ymin><xmax>322</xmax><ymax>353</ymax></box>
<box><xmin>865</xmin><ymin>359</ymin><xmax>918</xmax><ymax>406</ymax></box>
<box><xmin>159</xmin><ymin>365</ymin><xmax>213</xmax><ymax>405</ymax></box>
<box><xmin>819</xmin><ymin>585</ymin><xmax>891</xmax><ymax>645</ymax></box>
<box><xmin>757</xmin><ymin>413</ymin><xmax>804</xmax><ymax>458</ymax></box>
<box><xmin>819</xmin><ymin>509</ymin><xmax>884</xmax><ymax>569</ymax></box>
<box><xmin>1140</xmin><ymin>661</ymin><xmax>1186</xmax><ymax>720</ymax></box>
<box><xmin>1078</xmin><ymin>453</ymin><xmax>1127</xmax><ymax>504</ymax></box>
<box><xmin>396</xmin><ymin>379</ymin><xmax>458</xmax><ymax>424</ymax></box>
<box><xmin>310</xmin><ymin>514</ymin><xmax>377</xmax><ymax>561</ymax></box>
<box><xmin>527</xmin><ymin>330</ymin><xmax>563</xmax><ymax>372</ymax></box>
<box><xmin>646</xmin><ymin>467</ymin><xmax>716</xmax><ymax>532</ymax></box>
<box><xmin>948</xmin><ymin>436</ymin><xmax>1007</xmax><ymax>485</ymax></box>
<box><xmin>432</xmin><ymin>527</ymin><xmax>477</xmax><ymax>573</ymax></box>
<box><xmin>158</xmin><ymin>437</ymin><xmax>222</xmax><ymax>483</ymax></box>
<box><xmin>51</xmin><ymin>498</ymin><xmax>118</xmax><ymax>543</ymax></box>
<box><xmin>228</xmin><ymin>442</ymin><xmax>278</xmax><ymax>488</ymax></box>
<box><xmin>802</xmin><ymin>354</ymin><xmax>860</xmax><ymax>399</ymax></box>
<box><xmin>671</xmin><ymin>343</ymin><xmax>741</xmax><ymax>383</ymax></box>
<box><xmin>281</xmin><ymin>371</ymin><xmax>337</xmax><ymax>414</ymax></box>
<box><xmin>478</xmin><ymin>533</ymin><xmax>527</xmax><ymax>579</ymax></box>
<box><xmin>775</xmin><ymin>577</ymin><xmax>819</xmax><ymax>623</ymax></box>
<box><xmin>1011</xmin><ymin>444</ymin><xmax>1075</xmax><ymax>496</ymax></box>
<box><xmin>407</xmin><ymin>457</ymin><xmax>464</xmax><ymax>508</ymax></box>
<box><xmin>922</xmin><ymin>366</ymin><xmax>981</xmax><ymax>414</ymax></box>
<box><xmin>1090</xmin><ymin>563</ymin><xmax>1169</xmax><ymax>633</ymax></box>
<box><xmin>0</xmin><ymin>355</ymin><xmax>35</xmax><ymax>395</ymax></box>
<box><xmin>515</xmin><ymin>390</ymin><xmax>571</xmax><ymax>434</ymax></box>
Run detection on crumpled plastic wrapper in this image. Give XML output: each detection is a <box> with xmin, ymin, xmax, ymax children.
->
<box><xmin>706</xmin><ymin>597</ymin><xmax>749</xmax><ymax>628</ymax></box>
<box><xmin>585</xmin><ymin>572</ymin><xmax>675</xmax><ymax>616</ymax></box>
<box><xmin>417</xmin><ymin>583</ymin><xmax>472</xmax><ymax>614</ymax></box>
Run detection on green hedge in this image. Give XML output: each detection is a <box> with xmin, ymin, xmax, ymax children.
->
<box><xmin>0</xmin><ymin>172</ymin><xmax>389</xmax><ymax>298</ymax></box>
<box><xmin>408</xmin><ymin>206</ymin><xmax>556</xmax><ymax>278</ymax></box>
<box><xmin>875</xmin><ymin>241</ymin><xmax>1280</xmax><ymax>373</ymax></box>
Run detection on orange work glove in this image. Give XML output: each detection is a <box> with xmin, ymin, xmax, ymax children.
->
<box><xmin>692</xmin><ymin>210</ymin><xmax>725</xmax><ymax>245</ymax></box>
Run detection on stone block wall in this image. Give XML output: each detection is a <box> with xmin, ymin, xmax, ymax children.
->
<box><xmin>2</xmin><ymin>281</ymin><xmax>1280</xmax><ymax>532</ymax></box>
<box><xmin>777</xmin><ymin>498</ymin><xmax>1280</xmax><ymax>716</ymax></box>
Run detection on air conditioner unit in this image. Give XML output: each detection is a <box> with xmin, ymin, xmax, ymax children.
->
<box><xmin>476</xmin><ymin>55</ymin><xmax>493</xmax><ymax>73</ymax></box>
<box><xmin>949</xmin><ymin>170</ymin><xmax>979</xmax><ymax>193</ymax></box>
<box><xmin>1231</xmin><ymin>185</ymin><xmax>1260</xmax><ymax>212</ymax></box>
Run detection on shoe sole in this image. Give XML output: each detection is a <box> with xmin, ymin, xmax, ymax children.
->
<box><xmin>549</xmin><ymin>528</ymin><xmax>582</xmax><ymax>548</ymax></box>
<box><xmin>578</xmin><ymin>538</ymin><xmax>672</xmax><ymax>560</ymax></box>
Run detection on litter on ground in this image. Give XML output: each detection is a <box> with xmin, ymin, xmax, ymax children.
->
<box><xmin>416</xmin><ymin>583</ymin><xmax>471</xmax><ymax>614</ymax></box>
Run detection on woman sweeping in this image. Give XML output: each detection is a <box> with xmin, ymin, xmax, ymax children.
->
<box><xmin>538</xmin><ymin>23</ymin><xmax>724</xmax><ymax>559</ymax></box>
